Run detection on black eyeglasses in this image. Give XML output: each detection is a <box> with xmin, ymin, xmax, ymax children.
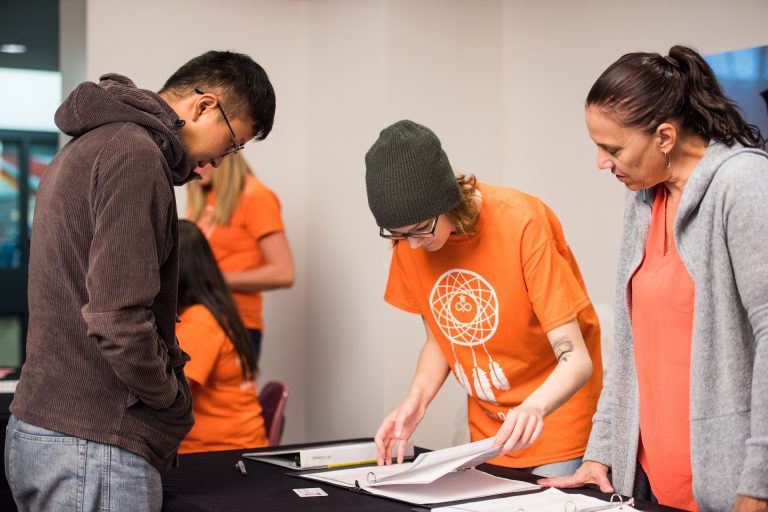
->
<box><xmin>194</xmin><ymin>89</ymin><xmax>245</xmax><ymax>156</ymax></box>
<box><xmin>379</xmin><ymin>216</ymin><xmax>439</xmax><ymax>240</ymax></box>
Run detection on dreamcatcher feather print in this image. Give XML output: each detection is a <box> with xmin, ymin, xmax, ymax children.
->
<box><xmin>429</xmin><ymin>269</ymin><xmax>508</xmax><ymax>404</ymax></box>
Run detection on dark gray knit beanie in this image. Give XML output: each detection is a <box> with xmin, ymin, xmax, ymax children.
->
<box><xmin>365</xmin><ymin>120</ymin><xmax>461</xmax><ymax>228</ymax></box>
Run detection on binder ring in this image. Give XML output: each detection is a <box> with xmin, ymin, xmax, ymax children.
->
<box><xmin>366</xmin><ymin>471</ymin><xmax>377</xmax><ymax>484</ymax></box>
<box><xmin>608</xmin><ymin>494</ymin><xmax>635</xmax><ymax>509</ymax></box>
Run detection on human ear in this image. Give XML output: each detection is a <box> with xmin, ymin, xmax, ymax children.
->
<box><xmin>191</xmin><ymin>93</ymin><xmax>217</xmax><ymax>121</ymax></box>
<box><xmin>656</xmin><ymin>122</ymin><xmax>677</xmax><ymax>154</ymax></box>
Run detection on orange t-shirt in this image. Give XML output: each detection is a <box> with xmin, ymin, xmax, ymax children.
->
<box><xmin>176</xmin><ymin>304</ymin><xmax>268</xmax><ymax>453</ymax></box>
<box><xmin>631</xmin><ymin>187</ymin><xmax>697</xmax><ymax>511</ymax></box>
<box><xmin>385</xmin><ymin>183</ymin><xmax>602</xmax><ymax>467</ymax></box>
<box><xmin>197</xmin><ymin>175</ymin><xmax>285</xmax><ymax>329</ymax></box>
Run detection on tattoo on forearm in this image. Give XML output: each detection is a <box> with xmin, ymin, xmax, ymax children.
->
<box><xmin>552</xmin><ymin>337</ymin><xmax>573</xmax><ymax>363</ymax></box>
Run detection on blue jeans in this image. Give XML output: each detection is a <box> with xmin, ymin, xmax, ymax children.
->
<box><xmin>5</xmin><ymin>415</ymin><xmax>162</xmax><ymax>512</ymax></box>
<box><xmin>519</xmin><ymin>456</ymin><xmax>583</xmax><ymax>477</ymax></box>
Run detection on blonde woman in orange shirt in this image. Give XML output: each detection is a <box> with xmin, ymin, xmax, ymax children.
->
<box><xmin>177</xmin><ymin>220</ymin><xmax>268</xmax><ymax>453</ymax></box>
<box><xmin>188</xmin><ymin>153</ymin><xmax>294</xmax><ymax>362</ymax></box>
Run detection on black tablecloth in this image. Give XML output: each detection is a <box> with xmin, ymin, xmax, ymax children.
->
<box><xmin>161</xmin><ymin>447</ymin><xmax>684</xmax><ymax>512</ymax></box>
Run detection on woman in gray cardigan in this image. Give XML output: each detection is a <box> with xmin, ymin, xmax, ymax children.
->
<box><xmin>541</xmin><ymin>46</ymin><xmax>768</xmax><ymax>512</ymax></box>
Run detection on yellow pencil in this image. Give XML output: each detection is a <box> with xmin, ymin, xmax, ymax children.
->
<box><xmin>325</xmin><ymin>459</ymin><xmax>378</xmax><ymax>469</ymax></box>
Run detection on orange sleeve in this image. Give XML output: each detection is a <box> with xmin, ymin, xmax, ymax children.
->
<box><xmin>521</xmin><ymin>220</ymin><xmax>589</xmax><ymax>333</ymax></box>
<box><xmin>176</xmin><ymin>309</ymin><xmax>227</xmax><ymax>386</ymax></box>
<box><xmin>384</xmin><ymin>246</ymin><xmax>422</xmax><ymax>314</ymax></box>
<box><xmin>243</xmin><ymin>184</ymin><xmax>285</xmax><ymax>241</ymax></box>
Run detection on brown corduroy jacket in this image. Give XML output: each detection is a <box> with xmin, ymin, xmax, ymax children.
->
<box><xmin>11</xmin><ymin>74</ymin><xmax>197</xmax><ymax>470</ymax></box>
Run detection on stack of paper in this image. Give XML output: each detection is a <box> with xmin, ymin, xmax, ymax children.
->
<box><xmin>300</xmin><ymin>438</ymin><xmax>539</xmax><ymax>505</ymax></box>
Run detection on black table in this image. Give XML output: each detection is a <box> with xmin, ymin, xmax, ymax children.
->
<box><xmin>161</xmin><ymin>447</ymin><xmax>683</xmax><ymax>512</ymax></box>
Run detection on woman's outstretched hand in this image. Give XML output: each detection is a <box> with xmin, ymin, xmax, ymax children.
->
<box><xmin>537</xmin><ymin>460</ymin><xmax>614</xmax><ymax>494</ymax></box>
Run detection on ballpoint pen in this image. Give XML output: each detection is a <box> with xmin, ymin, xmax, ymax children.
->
<box><xmin>235</xmin><ymin>460</ymin><xmax>248</xmax><ymax>477</ymax></box>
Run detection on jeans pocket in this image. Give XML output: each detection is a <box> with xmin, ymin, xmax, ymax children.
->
<box><xmin>8</xmin><ymin>425</ymin><xmax>84</xmax><ymax>510</ymax></box>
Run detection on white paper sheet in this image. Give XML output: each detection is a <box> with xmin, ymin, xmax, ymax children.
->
<box><xmin>370</xmin><ymin>437</ymin><xmax>499</xmax><ymax>485</ymax></box>
<box><xmin>299</xmin><ymin>437</ymin><xmax>539</xmax><ymax>505</ymax></box>
<box><xmin>302</xmin><ymin>467</ymin><xmax>538</xmax><ymax>505</ymax></box>
<box><xmin>364</xmin><ymin>469</ymin><xmax>538</xmax><ymax>505</ymax></box>
<box><xmin>300</xmin><ymin>437</ymin><xmax>500</xmax><ymax>487</ymax></box>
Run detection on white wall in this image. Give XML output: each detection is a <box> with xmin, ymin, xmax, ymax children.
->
<box><xmin>81</xmin><ymin>0</ymin><xmax>310</xmax><ymax>443</ymax></box>
<box><xmin>499</xmin><ymin>0</ymin><xmax>768</xmax><ymax>369</ymax></box>
<box><xmin>302</xmin><ymin>0</ymin><xmax>504</xmax><ymax>447</ymax></box>
<box><xmin>71</xmin><ymin>0</ymin><xmax>768</xmax><ymax>449</ymax></box>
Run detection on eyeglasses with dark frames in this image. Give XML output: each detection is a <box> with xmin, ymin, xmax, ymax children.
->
<box><xmin>379</xmin><ymin>216</ymin><xmax>439</xmax><ymax>240</ymax></box>
<box><xmin>194</xmin><ymin>88</ymin><xmax>245</xmax><ymax>156</ymax></box>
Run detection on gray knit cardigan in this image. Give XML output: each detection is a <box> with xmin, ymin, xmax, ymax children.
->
<box><xmin>584</xmin><ymin>142</ymin><xmax>768</xmax><ymax>510</ymax></box>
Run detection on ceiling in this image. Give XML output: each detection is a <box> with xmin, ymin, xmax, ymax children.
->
<box><xmin>0</xmin><ymin>0</ymin><xmax>59</xmax><ymax>71</ymax></box>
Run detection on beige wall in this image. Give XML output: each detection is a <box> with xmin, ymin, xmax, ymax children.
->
<box><xmin>302</xmin><ymin>0</ymin><xmax>505</xmax><ymax>446</ymax></box>
<box><xmin>498</xmin><ymin>0</ymin><xmax>768</xmax><ymax>376</ymax></box>
<box><xmin>71</xmin><ymin>0</ymin><xmax>768</xmax><ymax>448</ymax></box>
<box><xmin>81</xmin><ymin>0</ymin><xmax>311</xmax><ymax>443</ymax></box>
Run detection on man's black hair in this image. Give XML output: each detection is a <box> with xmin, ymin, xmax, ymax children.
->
<box><xmin>161</xmin><ymin>50</ymin><xmax>275</xmax><ymax>141</ymax></box>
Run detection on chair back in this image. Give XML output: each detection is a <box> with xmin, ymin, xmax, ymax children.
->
<box><xmin>258</xmin><ymin>381</ymin><xmax>288</xmax><ymax>446</ymax></box>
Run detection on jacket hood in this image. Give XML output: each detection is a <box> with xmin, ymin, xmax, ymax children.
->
<box><xmin>55</xmin><ymin>74</ymin><xmax>196</xmax><ymax>185</ymax></box>
<box><xmin>676</xmin><ymin>141</ymin><xmax>767</xmax><ymax>226</ymax></box>
<box><xmin>637</xmin><ymin>141</ymin><xmax>768</xmax><ymax>222</ymax></box>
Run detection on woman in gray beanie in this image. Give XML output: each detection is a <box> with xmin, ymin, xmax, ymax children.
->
<box><xmin>366</xmin><ymin>120</ymin><xmax>602</xmax><ymax>477</ymax></box>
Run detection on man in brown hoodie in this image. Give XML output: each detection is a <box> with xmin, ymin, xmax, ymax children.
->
<box><xmin>4</xmin><ymin>51</ymin><xmax>276</xmax><ymax>512</ymax></box>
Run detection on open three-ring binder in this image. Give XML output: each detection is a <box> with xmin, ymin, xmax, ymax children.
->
<box><xmin>243</xmin><ymin>437</ymin><xmax>414</xmax><ymax>470</ymax></box>
<box><xmin>296</xmin><ymin>437</ymin><xmax>540</xmax><ymax>506</ymax></box>
<box><xmin>432</xmin><ymin>487</ymin><xmax>638</xmax><ymax>511</ymax></box>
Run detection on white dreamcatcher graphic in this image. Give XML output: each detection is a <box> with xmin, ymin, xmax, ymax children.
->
<box><xmin>429</xmin><ymin>269</ymin><xmax>509</xmax><ymax>404</ymax></box>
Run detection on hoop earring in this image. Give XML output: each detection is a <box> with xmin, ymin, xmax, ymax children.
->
<box><xmin>663</xmin><ymin>150</ymin><xmax>671</xmax><ymax>169</ymax></box>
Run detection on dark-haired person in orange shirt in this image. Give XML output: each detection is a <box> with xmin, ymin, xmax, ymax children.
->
<box><xmin>188</xmin><ymin>153</ymin><xmax>294</xmax><ymax>363</ymax></box>
<box><xmin>176</xmin><ymin>220</ymin><xmax>268</xmax><ymax>453</ymax></box>
<box><xmin>366</xmin><ymin>120</ymin><xmax>603</xmax><ymax>477</ymax></box>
